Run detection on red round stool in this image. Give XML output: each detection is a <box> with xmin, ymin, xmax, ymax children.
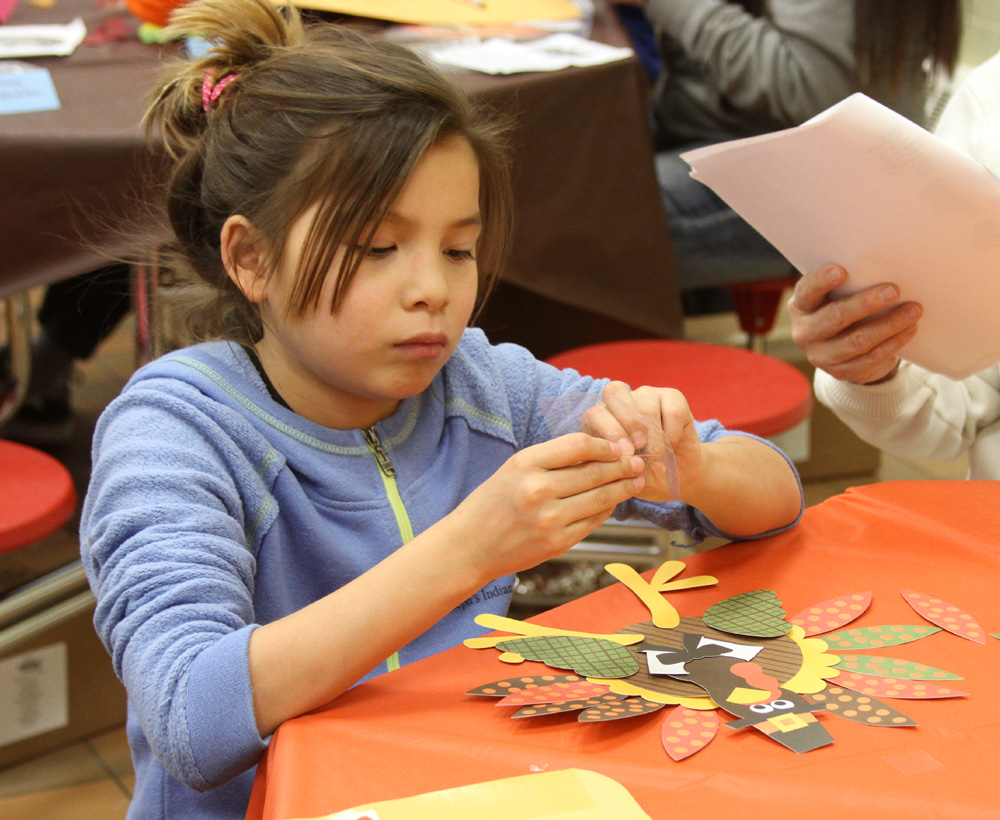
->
<box><xmin>545</xmin><ymin>339</ymin><xmax>812</xmax><ymax>438</ymax></box>
<box><xmin>0</xmin><ymin>440</ymin><xmax>77</xmax><ymax>553</ymax></box>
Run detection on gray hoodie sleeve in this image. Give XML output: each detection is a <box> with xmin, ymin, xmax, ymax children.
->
<box><xmin>646</xmin><ymin>0</ymin><xmax>854</xmax><ymax>127</ymax></box>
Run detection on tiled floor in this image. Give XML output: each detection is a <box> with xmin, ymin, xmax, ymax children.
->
<box><xmin>0</xmin><ymin>300</ymin><xmax>968</xmax><ymax>818</ymax></box>
<box><xmin>0</xmin><ymin>729</ymin><xmax>133</xmax><ymax>820</ymax></box>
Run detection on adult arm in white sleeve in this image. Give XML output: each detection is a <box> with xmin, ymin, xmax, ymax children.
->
<box><xmin>814</xmin><ymin>363</ymin><xmax>1000</xmax><ymax>468</ymax></box>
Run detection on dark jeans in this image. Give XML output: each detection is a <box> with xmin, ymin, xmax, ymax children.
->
<box><xmin>38</xmin><ymin>263</ymin><xmax>132</xmax><ymax>360</ymax></box>
<box><xmin>656</xmin><ymin>145</ymin><xmax>792</xmax><ymax>292</ymax></box>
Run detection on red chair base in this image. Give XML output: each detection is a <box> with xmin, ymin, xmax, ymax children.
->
<box><xmin>728</xmin><ymin>275</ymin><xmax>800</xmax><ymax>338</ymax></box>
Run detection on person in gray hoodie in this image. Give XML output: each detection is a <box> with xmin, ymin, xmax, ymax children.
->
<box><xmin>625</xmin><ymin>0</ymin><xmax>961</xmax><ymax>309</ymax></box>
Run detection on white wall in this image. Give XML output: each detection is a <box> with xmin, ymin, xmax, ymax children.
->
<box><xmin>960</xmin><ymin>0</ymin><xmax>1000</xmax><ymax>71</ymax></box>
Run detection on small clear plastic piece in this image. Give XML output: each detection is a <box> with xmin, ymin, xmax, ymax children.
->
<box><xmin>539</xmin><ymin>391</ymin><xmax>681</xmax><ymax>501</ymax></box>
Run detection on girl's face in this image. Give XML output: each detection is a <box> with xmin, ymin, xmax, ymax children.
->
<box><xmin>253</xmin><ymin>136</ymin><xmax>482</xmax><ymax>430</ymax></box>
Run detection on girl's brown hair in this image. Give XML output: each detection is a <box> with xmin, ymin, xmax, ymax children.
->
<box><xmin>734</xmin><ymin>1</ymin><xmax>961</xmax><ymax>120</ymax></box>
<box><xmin>146</xmin><ymin>0</ymin><xmax>512</xmax><ymax>344</ymax></box>
<box><xmin>853</xmin><ymin>0</ymin><xmax>962</xmax><ymax>106</ymax></box>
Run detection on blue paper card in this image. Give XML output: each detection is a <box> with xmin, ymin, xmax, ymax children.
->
<box><xmin>0</xmin><ymin>62</ymin><xmax>60</xmax><ymax>116</ymax></box>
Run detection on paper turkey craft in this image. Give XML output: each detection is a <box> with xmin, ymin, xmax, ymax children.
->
<box><xmin>466</xmin><ymin>561</ymin><xmax>974</xmax><ymax>760</ymax></box>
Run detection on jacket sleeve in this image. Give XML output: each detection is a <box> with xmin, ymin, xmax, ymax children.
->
<box><xmin>617</xmin><ymin>419</ymin><xmax>803</xmax><ymax>545</ymax></box>
<box><xmin>933</xmin><ymin>52</ymin><xmax>1000</xmax><ymax>184</ymax></box>
<box><xmin>814</xmin><ymin>363</ymin><xmax>1000</xmax><ymax>463</ymax></box>
<box><xmin>80</xmin><ymin>385</ymin><xmax>276</xmax><ymax>790</ymax></box>
<box><xmin>644</xmin><ymin>0</ymin><xmax>854</xmax><ymax>125</ymax></box>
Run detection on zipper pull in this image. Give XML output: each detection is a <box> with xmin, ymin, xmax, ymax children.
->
<box><xmin>363</xmin><ymin>428</ymin><xmax>396</xmax><ymax>477</ymax></box>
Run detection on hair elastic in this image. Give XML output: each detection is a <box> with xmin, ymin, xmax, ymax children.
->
<box><xmin>202</xmin><ymin>72</ymin><xmax>239</xmax><ymax>114</ymax></box>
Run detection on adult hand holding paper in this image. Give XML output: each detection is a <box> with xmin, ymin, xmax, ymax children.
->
<box><xmin>786</xmin><ymin>264</ymin><xmax>922</xmax><ymax>386</ymax></box>
<box><xmin>682</xmin><ymin>93</ymin><xmax>1000</xmax><ymax>380</ymax></box>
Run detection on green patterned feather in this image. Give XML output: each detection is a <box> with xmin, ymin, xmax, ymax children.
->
<box><xmin>496</xmin><ymin>635</ymin><xmax>639</xmax><ymax>678</ymax></box>
<box><xmin>703</xmin><ymin>589</ymin><xmax>789</xmax><ymax>638</ymax></box>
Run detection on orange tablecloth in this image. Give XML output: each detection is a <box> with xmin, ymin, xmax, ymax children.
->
<box><xmin>247</xmin><ymin>481</ymin><xmax>1000</xmax><ymax>820</ymax></box>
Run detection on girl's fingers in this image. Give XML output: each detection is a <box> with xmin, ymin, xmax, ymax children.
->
<box><xmin>557</xmin><ymin>473</ymin><xmax>646</xmax><ymax>527</ymax></box>
<box><xmin>590</xmin><ymin>385</ymin><xmax>688</xmax><ymax>503</ymax></box>
<box><xmin>556</xmin><ymin>453</ymin><xmax>645</xmax><ymax>499</ymax></box>
<box><xmin>600</xmin><ymin>381</ymin><xmax>648</xmax><ymax>453</ymax></box>
<box><xmin>561</xmin><ymin>506</ymin><xmax>621</xmax><ymax>546</ymax></box>
<box><xmin>527</xmin><ymin>431</ymin><xmax>623</xmax><ymax>470</ymax></box>
<box><xmin>581</xmin><ymin>403</ymin><xmax>636</xmax><ymax>458</ymax></box>
<box><xmin>512</xmin><ymin>434</ymin><xmax>644</xmax><ymax>502</ymax></box>
<box><xmin>648</xmin><ymin>387</ymin><xmax>690</xmax><ymax>444</ymax></box>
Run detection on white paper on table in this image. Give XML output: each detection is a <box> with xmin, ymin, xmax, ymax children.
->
<box><xmin>429</xmin><ymin>33</ymin><xmax>632</xmax><ymax>75</ymax></box>
<box><xmin>0</xmin><ymin>17</ymin><xmax>86</xmax><ymax>59</ymax></box>
<box><xmin>682</xmin><ymin>92</ymin><xmax>1000</xmax><ymax>380</ymax></box>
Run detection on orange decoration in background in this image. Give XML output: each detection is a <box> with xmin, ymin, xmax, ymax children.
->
<box><xmin>901</xmin><ymin>589</ymin><xmax>987</xmax><ymax>644</ymax></box>
<box><xmin>124</xmin><ymin>0</ymin><xmax>191</xmax><ymax>27</ymax></box>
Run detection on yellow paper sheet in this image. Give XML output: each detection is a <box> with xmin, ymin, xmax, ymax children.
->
<box><xmin>292</xmin><ymin>769</ymin><xmax>651</xmax><ymax>820</ymax></box>
<box><xmin>286</xmin><ymin>0</ymin><xmax>581</xmax><ymax>26</ymax></box>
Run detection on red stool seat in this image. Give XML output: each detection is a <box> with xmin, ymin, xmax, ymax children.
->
<box><xmin>545</xmin><ymin>339</ymin><xmax>812</xmax><ymax>438</ymax></box>
<box><xmin>0</xmin><ymin>440</ymin><xmax>77</xmax><ymax>553</ymax></box>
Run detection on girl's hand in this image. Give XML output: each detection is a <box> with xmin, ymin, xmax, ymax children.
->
<box><xmin>581</xmin><ymin>380</ymin><xmax>701</xmax><ymax>503</ymax></box>
<box><xmin>247</xmin><ymin>433</ymin><xmax>640</xmax><ymax>736</ymax></box>
<box><xmin>579</xmin><ymin>381</ymin><xmax>801</xmax><ymax>536</ymax></box>
<box><xmin>789</xmin><ymin>264</ymin><xmax>922</xmax><ymax>385</ymax></box>
<box><xmin>450</xmin><ymin>433</ymin><xmax>645</xmax><ymax>581</ymax></box>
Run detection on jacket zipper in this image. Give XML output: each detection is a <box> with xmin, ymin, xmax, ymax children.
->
<box><xmin>362</xmin><ymin>427</ymin><xmax>396</xmax><ymax>477</ymax></box>
<box><xmin>362</xmin><ymin>427</ymin><xmax>413</xmax><ymax>673</ymax></box>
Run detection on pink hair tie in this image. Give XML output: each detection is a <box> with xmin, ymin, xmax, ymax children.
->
<box><xmin>201</xmin><ymin>72</ymin><xmax>239</xmax><ymax>115</ymax></box>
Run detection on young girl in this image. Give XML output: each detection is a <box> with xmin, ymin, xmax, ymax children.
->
<box><xmin>80</xmin><ymin>1</ymin><xmax>803</xmax><ymax>817</ymax></box>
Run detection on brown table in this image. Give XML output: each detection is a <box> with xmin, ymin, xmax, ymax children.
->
<box><xmin>0</xmin><ymin>1</ymin><xmax>169</xmax><ymax>298</ymax></box>
<box><xmin>1</xmin><ymin>0</ymin><xmax>681</xmax><ymax>355</ymax></box>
